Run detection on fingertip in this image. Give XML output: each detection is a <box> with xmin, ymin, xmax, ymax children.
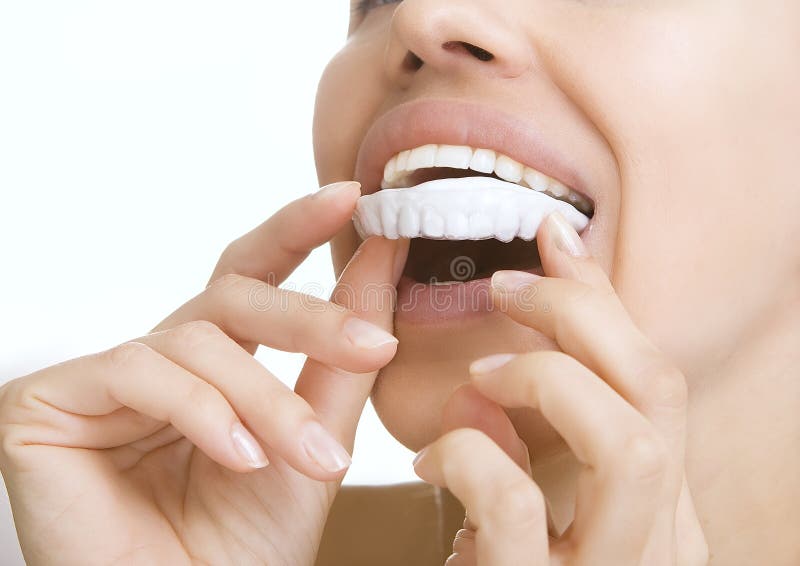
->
<box><xmin>312</xmin><ymin>180</ymin><xmax>361</xmax><ymax>203</ymax></box>
<box><xmin>230</xmin><ymin>421</ymin><xmax>270</xmax><ymax>470</ymax></box>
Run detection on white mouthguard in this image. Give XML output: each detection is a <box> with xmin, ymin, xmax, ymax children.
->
<box><xmin>352</xmin><ymin>177</ymin><xmax>590</xmax><ymax>242</ymax></box>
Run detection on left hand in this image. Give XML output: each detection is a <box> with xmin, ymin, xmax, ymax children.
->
<box><xmin>412</xmin><ymin>212</ymin><xmax>709</xmax><ymax>566</ymax></box>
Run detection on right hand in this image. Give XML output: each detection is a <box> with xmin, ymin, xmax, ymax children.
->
<box><xmin>0</xmin><ymin>181</ymin><xmax>408</xmax><ymax>566</ymax></box>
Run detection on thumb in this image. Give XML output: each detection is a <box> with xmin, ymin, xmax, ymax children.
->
<box><xmin>440</xmin><ymin>383</ymin><xmax>531</xmax><ymax>475</ymax></box>
<box><xmin>294</xmin><ymin>236</ymin><xmax>409</xmax><ymax>451</ymax></box>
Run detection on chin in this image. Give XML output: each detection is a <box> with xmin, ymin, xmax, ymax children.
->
<box><xmin>370</xmin><ymin>309</ymin><xmax>567</xmax><ymax>454</ymax></box>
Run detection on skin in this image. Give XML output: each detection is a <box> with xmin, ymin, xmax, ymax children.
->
<box><xmin>0</xmin><ymin>185</ymin><xmax>411</xmax><ymax>565</ymax></box>
<box><xmin>0</xmin><ymin>1</ymin><xmax>796</xmax><ymax>565</ymax></box>
<box><xmin>313</xmin><ymin>0</ymin><xmax>800</xmax><ymax>563</ymax></box>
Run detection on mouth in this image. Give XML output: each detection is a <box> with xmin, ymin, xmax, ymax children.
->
<box><xmin>354</xmin><ymin>142</ymin><xmax>595</xmax><ymax>287</ymax></box>
<box><xmin>350</xmin><ymin>99</ymin><xmax>602</xmax><ymax>322</ymax></box>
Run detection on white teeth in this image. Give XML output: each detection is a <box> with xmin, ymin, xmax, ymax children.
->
<box><xmin>421</xmin><ymin>206</ymin><xmax>444</xmax><ymax>238</ymax></box>
<box><xmin>494</xmin><ymin>155</ymin><xmax>524</xmax><ymax>184</ymax></box>
<box><xmin>353</xmin><ymin>177</ymin><xmax>589</xmax><ymax>243</ymax></box>
<box><xmin>383</xmin><ymin>155</ymin><xmax>397</xmax><ymax>186</ymax></box>
<box><xmin>445</xmin><ymin>211</ymin><xmax>469</xmax><ymax>239</ymax></box>
<box><xmin>395</xmin><ymin>149</ymin><xmax>411</xmax><ymax>174</ymax></box>
<box><xmin>407</xmin><ymin>144</ymin><xmax>437</xmax><ymax>171</ymax></box>
<box><xmin>549</xmin><ymin>180</ymin><xmax>568</xmax><ymax>198</ymax></box>
<box><xmin>469</xmin><ymin>148</ymin><xmax>496</xmax><ymax>174</ymax></box>
<box><xmin>523</xmin><ymin>167</ymin><xmax>548</xmax><ymax>192</ymax></box>
<box><xmin>397</xmin><ymin>205</ymin><xmax>419</xmax><ymax>238</ymax></box>
<box><xmin>379</xmin><ymin>144</ymin><xmax>592</xmax><ymax>216</ymax></box>
<box><xmin>435</xmin><ymin>145</ymin><xmax>472</xmax><ymax>169</ymax></box>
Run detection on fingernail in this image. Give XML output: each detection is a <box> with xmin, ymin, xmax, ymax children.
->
<box><xmin>344</xmin><ymin>317</ymin><xmax>398</xmax><ymax>349</ymax></box>
<box><xmin>313</xmin><ymin>181</ymin><xmax>361</xmax><ymax>201</ymax></box>
<box><xmin>302</xmin><ymin>421</ymin><xmax>352</xmax><ymax>473</ymax></box>
<box><xmin>412</xmin><ymin>447</ymin><xmax>428</xmax><ymax>468</ymax></box>
<box><xmin>470</xmin><ymin>353</ymin><xmax>517</xmax><ymax>375</ymax></box>
<box><xmin>491</xmin><ymin>270</ymin><xmax>541</xmax><ymax>293</ymax></box>
<box><xmin>230</xmin><ymin>422</ymin><xmax>269</xmax><ymax>469</ymax></box>
<box><xmin>548</xmin><ymin>211</ymin><xmax>588</xmax><ymax>257</ymax></box>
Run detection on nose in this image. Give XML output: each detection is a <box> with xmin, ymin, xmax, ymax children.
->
<box><xmin>385</xmin><ymin>0</ymin><xmax>534</xmax><ymax>87</ymax></box>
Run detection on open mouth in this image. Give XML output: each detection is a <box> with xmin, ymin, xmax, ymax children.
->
<box><xmin>354</xmin><ymin>143</ymin><xmax>596</xmax><ymax>285</ymax></box>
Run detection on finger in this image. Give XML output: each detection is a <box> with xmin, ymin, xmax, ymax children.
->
<box><xmin>491</xmin><ymin>256</ymin><xmax>688</xmax><ymax>444</ymax></box>
<box><xmin>414</xmin><ymin>428</ymin><xmax>549</xmax><ymax>566</ymax></box>
<box><xmin>447</xmin><ymin>528</ymin><xmax>477</xmax><ymax>566</ymax></box>
<box><xmin>152</xmin><ymin>273</ymin><xmax>398</xmax><ymax>373</ymax></box>
<box><xmin>537</xmin><ymin>211</ymin><xmax>615</xmax><ymax>291</ymax></box>
<box><xmin>441</xmin><ymin>383</ymin><xmax>531</xmax><ymax>475</ymax></box>
<box><xmin>140</xmin><ymin>321</ymin><xmax>352</xmax><ymax>479</ymax></box>
<box><xmin>12</xmin><ymin>343</ymin><xmax>268</xmax><ymax>473</ymax></box>
<box><xmin>295</xmin><ymin>236</ymin><xmax>409</xmax><ymax>449</ymax></box>
<box><xmin>470</xmin><ymin>350</ymin><xmax>668</xmax><ymax>561</ymax></box>
<box><xmin>209</xmin><ymin>181</ymin><xmax>361</xmax><ymax>285</ymax></box>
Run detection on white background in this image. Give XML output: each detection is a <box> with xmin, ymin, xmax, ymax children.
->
<box><xmin>0</xmin><ymin>2</ymin><xmax>417</xmax><ymax>563</ymax></box>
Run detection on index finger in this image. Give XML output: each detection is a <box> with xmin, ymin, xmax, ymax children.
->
<box><xmin>294</xmin><ymin>236</ymin><xmax>409</xmax><ymax>450</ymax></box>
<box><xmin>209</xmin><ymin>181</ymin><xmax>361</xmax><ymax>285</ymax></box>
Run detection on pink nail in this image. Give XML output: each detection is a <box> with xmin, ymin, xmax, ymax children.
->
<box><xmin>491</xmin><ymin>270</ymin><xmax>541</xmax><ymax>293</ymax></box>
<box><xmin>470</xmin><ymin>353</ymin><xmax>517</xmax><ymax>375</ymax></box>
<box><xmin>313</xmin><ymin>181</ymin><xmax>360</xmax><ymax>201</ymax></box>
<box><xmin>344</xmin><ymin>317</ymin><xmax>398</xmax><ymax>349</ymax></box>
<box><xmin>230</xmin><ymin>422</ymin><xmax>269</xmax><ymax>469</ymax></box>
<box><xmin>548</xmin><ymin>212</ymin><xmax>588</xmax><ymax>257</ymax></box>
<box><xmin>302</xmin><ymin>422</ymin><xmax>352</xmax><ymax>473</ymax></box>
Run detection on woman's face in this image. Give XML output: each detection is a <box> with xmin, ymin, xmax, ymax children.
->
<box><xmin>313</xmin><ymin>0</ymin><xmax>800</xmax><ymax>452</ymax></box>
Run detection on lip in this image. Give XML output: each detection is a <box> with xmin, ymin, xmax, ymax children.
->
<box><xmin>396</xmin><ymin>266</ymin><xmax>545</xmax><ymax>325</ymax></box>
<box><xmin>353</xmin><ymin>98</ymin><xmax>595</xmax><ymax>206</ymax></box>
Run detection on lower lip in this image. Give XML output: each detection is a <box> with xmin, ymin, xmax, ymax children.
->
<box><xmin>395</xmin><ymin>268</ymin><xmax>543</xmax><ymax>325</ymax></box>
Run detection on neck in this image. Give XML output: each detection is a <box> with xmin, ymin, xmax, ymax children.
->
<box><xmin>530</xmin><ymin>297</ymin><xmax>800</xmax><ymax>565</ymax></box>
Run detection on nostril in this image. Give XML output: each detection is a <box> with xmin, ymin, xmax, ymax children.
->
<box><xmin>402</xmin><ymin>51</ymin><xmax>424</xmax><ymax>71</ymax></box>
<box><xmin>442</xmin><ymin>41</ymin><xmax>495</xmax><ymax>62</ymax></box>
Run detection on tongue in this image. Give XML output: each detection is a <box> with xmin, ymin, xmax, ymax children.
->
<box><xmin>353</xmin><ymin>177</ymin><xmax>589</xmax><ymax>242</ymax></box>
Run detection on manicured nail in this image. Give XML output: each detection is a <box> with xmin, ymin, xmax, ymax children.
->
<box><xmin>230</xmin><ymin>422</ymin><xmax>269</xmax><ymax>469</ymax></box>
<box><xmin>491</xmin><ymin>270</ymin><xmax>541</xmax><ymax>293</ymax></box>
<box><xmin>302</xmin><ymin>421</ymin><xmax>352</xmax><ymax>473</ymax></box>
<box><xmin>470</xmin><ymin>353</ymin><xmax>517</xmax><ymax>375</ymax></box>
<box><xmin>313</xmin><ymin>181</ymin><xmax>361</xmax><ymax>201</ymax></box>
<box><xmin>412</xmin><ymin>446</ymin><xmax>428</xmax><ymax>468</ymax></box>
<box><xmin>548</xmin><ymin>211</ymin><xmax>588</xmax><ymax>257</ymax></box>
<box><xmin>344</xmin><ymin>317</ymin><xmax>398</xmax><ymax>349</ymax></box>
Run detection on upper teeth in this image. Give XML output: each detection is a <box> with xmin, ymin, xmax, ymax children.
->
<box><xmin>353</xmin><ymin>177</ymin><xmax>590</xmax><ymax>243</ymax></box>
<box><xmin>381</xmin><ymin>144</ymin><xmax>592</xmax><ymax>213</ymax></box>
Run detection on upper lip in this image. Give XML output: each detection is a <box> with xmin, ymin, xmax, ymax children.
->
<box><xmin>353</xmin><ymin>98</ymin><xmax>595</xmax><ymax>206</ymax></box>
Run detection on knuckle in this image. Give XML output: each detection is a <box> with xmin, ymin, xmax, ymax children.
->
<box><xmin>647</xmin><ymin>362</ymin><xmax>688</xmax><ymax>411</ymax></box>
<box><xmin>529</xmin><ymin>350</ymin><xmax>573</xmax><ymax>373</ymax></box>
<box><xmin>488</xmin><ymin>477</ymin><xmax>545</xmax><ymax>528</ymax></box>
<box><xmin>438</xmin><ymin>428</ymin><xmax>490</xmax><ymax>475</ymax></box>
<box><xmin>558</xmin><ymin>283</ymin><xmax>615</xmax><ymax>331</ymax></box>
<box><xmin>208</xmin><ymin>272</ymin><xmax>246</xmax><ymax>295</ymax></box>
<box><xmin>445</xmin><ymin>428</ymin><xmax>487</xmax><ymax>454</ymax></box>
<box><xmin>450</xmin><ymin>528</ymin><xmax>475</xmax><ymax>556</ymax></box>
<box><xmin>105</xmin><ymin>341</ymin><xmax>155</xmax><ymax>369</ymax></box>
<box><xmin>172</xmin><ymin>320</ymin><xmax>225</xmax><ymax>349</ymax></box>
<box><xmin>567</xmin><ymin>282</ymin><xmax>614</xmax><ymax>312</ymax></box>
<box><xmin>216</xmin><ymin>238</ymin><xmax>247</xmax><ymax>272</ymax></box>
<box><xmin>618</xmin><ymin>430</ymin><xmax>669</xmax><ymax>482</ymax></box>
<box><xmin>0</xmin><ymin>424</ymin><xmax>27</xmax><ymax>462</ymax></box>
<box><xmin>181</xmin><ymin>379</ymin><xmax>220</xmax><ymax>415</ymax></box>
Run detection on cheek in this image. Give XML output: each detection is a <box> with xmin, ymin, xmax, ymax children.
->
<box><xmin>313</xmin><ymin>42</ymin><xmax>387</xmax><ymax>186</ymax></box>
<box><xmin>313</xmin><ymin>44</ymin><xmax>389</xmax><ymax>277</ymax></box>
<box><xmin>539</xmin><ymin>2</ymin><xmax>800</xmax><ymax>374</ymax></box>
